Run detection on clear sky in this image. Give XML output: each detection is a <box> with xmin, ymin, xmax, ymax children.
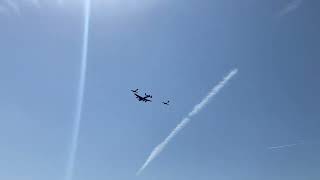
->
<box><xmin>0</xmin><ymin>0</ymin><xmax>319</xmax><ymax>180</ymax></box>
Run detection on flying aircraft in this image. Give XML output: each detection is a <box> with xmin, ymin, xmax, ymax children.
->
<box><xmin>131</xmin><ymin>89</ymin><xmax>139</xmax><ymax>93</ymax></box>
<box><xmin>162</xmin><ymin>100</ymin><xmax>170</xmax><ymax>105</ymax></box>
<box><xmin>144</xmin><ymin>93</ymin><xmax>152</xmax><ymax>98</ymax></box>
<box><xmin>134</xmin><ymin>93</ymin><xmax>152</xmax><ymax>102</ymax></box>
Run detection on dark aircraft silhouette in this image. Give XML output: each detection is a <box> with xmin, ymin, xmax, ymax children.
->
<box><xmin>162</xmin><ymin>100</ymin><xmax>170</xmax><ymax>105</ymax></box>
<box><xmin>131</xmin><ymin>89</ymin><xmax>139</xmax><ymax>93</ymax></box>
<box><xmin>144</xmin><ymin>93</ymin><xmax>152</xmax><ymax>99</ymax></box>
<box><xmin>134</xmin><ymin>93</ymin><xmax>152</xmax><ymax>102</ymax></box>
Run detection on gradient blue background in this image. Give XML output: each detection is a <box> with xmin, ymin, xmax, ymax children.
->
<box><xmin>0</xmin><ymin>0</ymin><xmax>319</xmax><ymax>180</ymax></box>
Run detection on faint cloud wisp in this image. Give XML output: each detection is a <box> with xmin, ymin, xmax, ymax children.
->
<box><xmin>4</xmin><ymin>0</ymin><xmax>20</xmax><ymax>14</ymax></box>
<box><xmin>268</xmin><ymin>140</ymin><xmax>320</xmax><ymax>150</ymax></box>
<box><xmin>137</xmin><ymin>69</ymin><xmax>238</xmax><ymax>175</ymax></box>
<box><xmin>57</xmin><ymin>0</ymin><xmax>64</xmax><ymax>6</ymax></box>
<box><xmin>0</xmin><ymin>5</ymin><xmax>9</xmax><ymax>16</ymax></box>
<box><xmin>1</xmin><ymin>0</ymin><xmax>40</xmax><ymax>16</ymax></box>
<box><xmin>268</xmin><ymin>143</ymin><xmax>301</xmax><ymax>150</ymax></box>
<box><xmin>28</xmin><ymin>0</ymin><xmax>41</xmax><ymax>8</ymax></box>
<box><xmin>279</xmin><ymin>0</ymin><xmax>303</xmax><ymax>16</ymax></box>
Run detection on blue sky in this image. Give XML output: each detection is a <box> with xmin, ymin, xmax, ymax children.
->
<box><xmin>0</xmin><ymin>0</ymin><xmax>319</xmax><ymax>180</ymax></box>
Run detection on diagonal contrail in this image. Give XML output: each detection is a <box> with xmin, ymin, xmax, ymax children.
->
<box><xmin>268</xmin><ymin>140</ymin><xmax>320</xmax><ymax>150</ymax></box>
<box><xmin>268</xmin><ymin>143</ymin><xmax>300</xmax><ymax>150</ymax></box>
<box><xmin>136</xmin><ymin>69</ymin><xmax>238</xmax><ymax>175</ymax></box>
<box><xmin>64</xmin><ymin>1</ymin><xmax>91</xmax><ymax>180</ymax></box>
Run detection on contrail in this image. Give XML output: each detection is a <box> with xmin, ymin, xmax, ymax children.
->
<box><xmin>188</xmin><ymin>69</ymin><xmax>238</xmax><ymax>117</ymax></box>
<box><xmin>268</xmin><ymin>140</ymin><xmax>320</xmax><ymax>150</ymax></box>
<box><xmin>136</xmin><ymin>69</ymin><xmax>238</xmax><ymax>175</ymax></box>
<box><xmin>64</xmin><ymin>1</ymin><xmax>91</xmax><ymax>180</ymax></box>
<box><xmin>279</xmin><ymin>0</ymin><xmax>303</xmax><ymax>16</ymax></box>
<box><xmin>136</xmin><ymin>117</ymin><xmax>191</xmax><ymax>175</ymax></box>
<box><xmin>268</xmin><ymin>140</ymin><xmax>307</xmax><ymax>150</ymax></box>
<box><xmin>268</xmin><ymin>143</ymin><xmax>300</xmax><ymax>150</ymax></box>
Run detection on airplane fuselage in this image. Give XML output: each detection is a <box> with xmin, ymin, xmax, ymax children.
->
<box><xmin>134</xmin><ymin>93</ymin><xmax>152</xmax><ymax>102</ymax></box>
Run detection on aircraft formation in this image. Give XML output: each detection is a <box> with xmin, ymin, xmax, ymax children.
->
<box><xmin>131</xmin><ymin>89</ymin><xmax>170</xmax><ymax>105</ymax></box>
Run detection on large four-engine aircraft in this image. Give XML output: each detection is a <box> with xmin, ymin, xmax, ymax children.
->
<box><xmin>131</xmin><ymin>89</ymin><xmax>169</xmax><ymax>105</ymax></box>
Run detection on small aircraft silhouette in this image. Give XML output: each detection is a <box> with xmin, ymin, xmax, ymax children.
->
<box><xmin>162</xmin><ymin>100</ymin><xmax>170</xmax><ymax>105</ymax></box>
<box><xmin>134</xmin><ymin>93</ymin><xmax>152</xmax><ymax>102</ymax></box>
<box><xmin>144</xmin><ymin>93</ymin><xmax>152</xmax><ymax>99</ymax></box>
<box><xmin>131</xmin><ymin>89</ymin><xmax>139</xmax><ymax>93</ymax></box>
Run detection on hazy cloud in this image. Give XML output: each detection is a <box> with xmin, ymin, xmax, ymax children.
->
<box><xmin>28</xmin><ymin>0</ymin><xmax>41</xmax><ymax>8</ymax></box>
<box><xmin>0</xmin><ymin>5</ymin><xmax>9</xmax><ymax>15</ymax></box>
<box><xmin>57</xmin><ymin>0</ymin><xmax>64</xmax><ymax>6</ymax></box>
<box><xmin>279</xmin><ymin>0</ymin><xmax>303</xmax><ymax>16</ymax></box>
<box><xmin>5</xmin><ymin>0</ymin><xmax>21</xmax><ymax>14</ymax></box>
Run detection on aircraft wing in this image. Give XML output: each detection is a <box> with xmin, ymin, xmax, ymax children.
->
<box><xmin>143</xmin><ymin>98</ymin><xmax>151</xmax><ymax>102</ymax></box>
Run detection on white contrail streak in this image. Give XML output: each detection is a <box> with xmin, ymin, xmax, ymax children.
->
<box><xmin>137</xmin><ymin>69</ymin><xmax>238</xmax><ymax>175</ymax></box>
<box><xmin>188</xmin><ymin>69</ymin><xmax>238</xmax><ymax>117</ymax></box>
<box><xmin>136</xmin><ymin>117</ymin><xmax>191</xmax><ymax>175</ymax></box>
<box><xmin>268</xmin><ymin>143</ymin><xmax>300</xmax><ymax>150</ymax></box>
<box><xmin>64</xmin><ymin>1</ymin><xmax>91</xmax><ymax>180</ymax></box>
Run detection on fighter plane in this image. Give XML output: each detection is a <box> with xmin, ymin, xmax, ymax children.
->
<box><xmin>134</xmin><ymin>93</ymin><xmax>152</xmax><ymax>102</ymax></box>
<box><xmin>162</xmin><ymin>100</ymin><xmax>170</xmax><ymax>105</ymax></box>
<box><xmin>131</xmin><ymin>89</ymin><xmax>139</xmax><ymax>93</ymax></box>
